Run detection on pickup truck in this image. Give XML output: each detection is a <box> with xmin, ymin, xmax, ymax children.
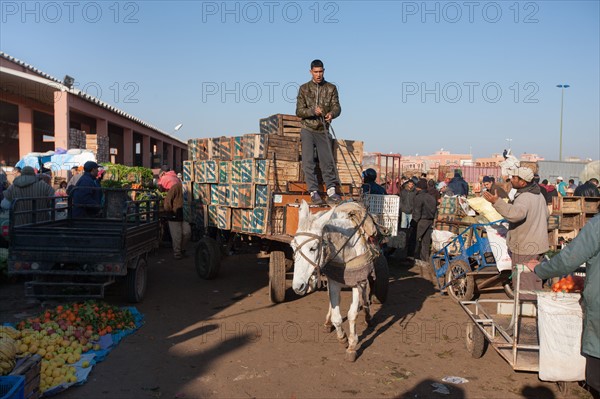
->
<box><xmin>7</xmin><ymin>189</ymin><xmax>160</xmax><ymax>302</ymax></box>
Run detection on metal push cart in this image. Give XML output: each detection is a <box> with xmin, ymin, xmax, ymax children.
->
<box><xmin>431</xmin><ymin>220</ymin><xmax>513</xmax><ymax>301</ymax></box>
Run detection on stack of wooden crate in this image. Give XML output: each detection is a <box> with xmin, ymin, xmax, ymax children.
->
<box><xmin>183</xmin><ymin>114</ymin><xmax>364</xmax><ymax>235</ymax></box>
<box><xmin>85</xmin><ymin>134</ymin><xmax>110</xmax><ymax>163</ymax></box>
<box><xmin>548</xmin><ymin>196</ymin><xmax>600</xmax><ymax>248</ymax></box>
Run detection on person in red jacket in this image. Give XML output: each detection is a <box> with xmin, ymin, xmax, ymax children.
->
<box><xmin>160</xmin><ymin>169</ymin><xmax>190</xmax><ymax>260</ymax></box>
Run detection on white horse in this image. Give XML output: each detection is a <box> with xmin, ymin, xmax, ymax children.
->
<box><xmin>291</xmin><ymin>200</ymin><xmax>380</xmax><ymax>362</ymax></box>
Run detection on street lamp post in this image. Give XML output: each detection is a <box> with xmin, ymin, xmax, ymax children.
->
<box><xmin>556</xmin><ymin>84</ymin><xmax>570</xmax><ymax>161</ymax></box>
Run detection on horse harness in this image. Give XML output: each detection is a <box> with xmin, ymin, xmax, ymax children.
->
<box><xmin>293</xmin><ymin>205</ymin><xmax>379</xmax><ymax>286</ymax></box>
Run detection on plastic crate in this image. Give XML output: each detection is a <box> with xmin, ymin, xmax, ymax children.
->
<box><xmin>0</xmin><ymin>376</ymin><xmax>25</xmax><ymax>399</ymax></box>
<box><xmin>363</xmin><ymin>194</ymin><xmax>400</xmax><ymax>217</ymax></box>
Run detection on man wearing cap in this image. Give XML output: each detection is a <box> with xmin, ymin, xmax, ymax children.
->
<box><xmin>556</xmin><ymin>176</ymin><xmax>568</xmax><ymax>196</ymax></box>
<box><xmin>412</xmin><ymin>179</ymin><xmax>437</xmax><ymax>264</ymax></box>
<box><xmin>72</xmin><ymin>161</ymin><xmax>102</xmax><ymax>218</ymax></box>
<box><xmin>482</xmin><ymin>176</ymin><xmax>508</xmax><ymax>199</ymax></box>
<box><xmin>3</xmin><ymin>166</ymin><xmax>54</xmax><ymax>225</ymax></box>
<box><xmin>483</xmin><ymin>166</ymin><xmax>548</xmax><ymax>292</ymax></box>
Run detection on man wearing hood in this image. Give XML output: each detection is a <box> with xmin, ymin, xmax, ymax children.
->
<box><xmin>446</xmin><ymin>170</ymin><xmax>469</xmax><ymax>197</ymax></box>
<box><xmin>3</xmin><ymin>166</ymin><xmax>54</xmax><ymax>226</ymax></box>
<box><xmin>296</xmin><ymin>59</ymin><xmax>342</xmax><ymax>205</ymax></box>
<box><xmin>484</xmin><ymin>166</ymin><xmax>548</xmax><ymax>292</ymax></box>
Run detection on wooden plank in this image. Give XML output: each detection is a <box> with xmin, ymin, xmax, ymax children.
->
<box><xmin>285</xmin><ymin>204</ymin><xmax>331</xmax><ymax>236</ymax></box>
<box><xmin>286</xmin><ymin>181</ymin><xmax>353</xmax><ymax>194</ymax></box>
<box><xmin>208</xmin><ymin>138</ymin><xmax>220</xmax><ymax>160</ymax></box>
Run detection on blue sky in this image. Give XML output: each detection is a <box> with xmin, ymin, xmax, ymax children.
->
<box><xmin>1</xmin><ymin>0</ymin><xmax>599</xmax><ymax>160</ymax></box>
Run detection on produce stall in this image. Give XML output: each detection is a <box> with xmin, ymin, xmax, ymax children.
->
<box><xmin>0</xmin><ymin>301</ymin><xmax>144</xmax><ymax>397</ymax></box>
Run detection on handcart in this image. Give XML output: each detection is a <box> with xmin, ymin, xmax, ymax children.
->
<box><xmin>430</xmin><ymin>220</ymin><xmax>513</xmax><ymax>301</ymax></box>
<box><xmin>459</xmin><ymin>266</ymin><xmax>585</xmax><ymax>394</ymax></box>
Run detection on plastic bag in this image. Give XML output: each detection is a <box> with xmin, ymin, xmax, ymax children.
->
<box><xmin>537</xmin><ymin>292</ymin><xmax>585</xmax><ymax>382</ymax></box>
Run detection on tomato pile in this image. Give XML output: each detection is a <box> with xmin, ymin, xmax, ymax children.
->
<box><xmin>17</xmin><ymin>300</ymin><xmax>137</xmax><ymax>336</ymax></box>
<box><xmin>551</xmin><ymin>275</ymin><xmax>584</xmax><ymax>293</ymax></box>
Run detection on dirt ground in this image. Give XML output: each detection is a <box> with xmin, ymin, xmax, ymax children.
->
<box><xmin>0</xmin><ymin>247</ymin><xmax>593</xmax><ymax>399</ymax></box>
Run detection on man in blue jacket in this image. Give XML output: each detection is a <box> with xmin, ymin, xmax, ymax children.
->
<box><xmin>72</xmin><ymin>161</ymin><xmax>102</xmax><ymax>218</ymax></box>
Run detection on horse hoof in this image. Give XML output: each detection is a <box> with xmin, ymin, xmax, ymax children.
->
<box><xmin>345</xmin><ymin>351</ymin><xmax>357</xmax><ymax>362</ymax></box>
<box><xmin>338</xmin><ymin>335</ymin><xmax>348</xmax><ymax>347</ymax></box>
<box><xmin>322</xmin><ymin>324</ymin><xmax>334</xmax><ymax>333</ymax></box>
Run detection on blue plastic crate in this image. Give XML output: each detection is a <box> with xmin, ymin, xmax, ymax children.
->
<box><xmin>0</xmin><ymin>375</ymin><xmax>25</xmax><ymax>399</ymax></box>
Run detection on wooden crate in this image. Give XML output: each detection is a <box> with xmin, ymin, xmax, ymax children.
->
<box><xmin>219</xmin><ymin>137</ymin><xmax>233</xmax><ymax>161</ymax></box>
<box><xmin>231</xmin><ymin>208</ymin><xmax>243</xmax><ymax>232</ymax></box>
<box><xmin>10</xmin><ymin>354</ymin><xmax>41</xmax><ymax>399</ymax></box>
<box><xmin>253</xmin><ymin>159</ymin><xmax>270</xmax><ymax>184</ymax></box>
<box><xmin>583</xmin><ymin>197</ymin><xmax>600</xmax><ymax>214</ymax></box>
<box><xmin>255</xmin><ymin>185</ymin><xmax>269</xmax><ymax>207</ymax></box>
<box><xmin>251</xmin><ymin>208</ymin><xmax>269</xmax><ymax>234</ymax></box>
<box><xmin>240</xmin><ymin>159</ymin><xmax>253</xmax><ymax>183</ymax></box>
<box><xmin>285</xmin><ymin>204</ymin><xmax>330</xmax><ymax>235</ymax></box>
<box><xmin>243</xmin><ymin>133</ymin><xmax>268</xmax><ymax>159</ymax></box>
<box><xmin>233</xmin><ymin>136</ymin><xmax>244</xmax><ymax>159</ymax></box>
<box><xmin>194</xmin><ymin>161</ymin><xmax>204</xmax><ymax>183</ymax></box>
<box><xmin>269</xmin><ymin>160</ymin><xmax>301</xmax><ymax>187</ymax></box>
<box><xmin>207</xmin><ymin>205</ymin><xmax>218</xmax><ymax>227</ymax></box>
<box><xmin>183</xmin><ymin>160</ymin><xmax>194</xmax><ymax>182</ymax></box>
<box><xmin>334</xmin><ymin>139</ymin><xmax>364</xmax><ymax>164</ymax></box>
<box><xmin>217</xmin><ymin>184</ymin><xmax>230</xmax><ymax>206</ymax></box>
<box><xmin>559</xmin><ymin>213</ymin><xmax>582</xmax><ymax>230</ymax></box>
<box><xmin>267</xmin><ymin>135</ymin><xmax>300</xmax><ymax>162</ymax></box>
<box><xmin>208</xmin><ymin>138</ymin><xmax>221</xmax><ymax>160</ymax></box>
<box><xmin>270</xmin><ymin>206</ymin><xmax>286</xmax><ymax>235</ymax></box>
<box><xmin>547</xmin><ymin>214</ymin><xmax>561</xmax><ymax>231</ymax></box>
<box><xmin>204</xmin><ymin>160</ymin><xmax>219</xmax><ymax>184</ymax></box>
<box><xmin>210</xmin><ymin>184</ymin><xmax>220</xmax><ymax>205</ymax></box>
<box><xmin>336</xmin><ymin>161</ymin><xmax>362</xmax><ymax>185</ymax></box>
<box><xmin>219</xmin><ymin>161</ymin><xmax>230</xmax><ymax>184</ymax></box>
<box><xmin>217</xmin><ymin>206</ymin><xmax>231</xmax><ymax>230</ymax></box>
<box><xmin>552</xmin><ymin>196</ymin><xmax>583</xmax><ymax>214</ymax></box>
<box><xmin>229</xmin><ymin>184</ymin><xmax>253</xmax><ymax>208</ymax></box>
<box><xmin>259</xmin><ymin>114</ymin><xmax>302</xmax><ymax>136</ymax></box>
<box><xmin>192</xmin><ymin>183</ymin><xmax>211</xmax><ymax>205</ymax></box>
<box><xmin>188</xmin><ymin>138</ymin><xmax>209</xmax><ymax>161</ymax></box>
<box><xmin>286</xmin><ymin>181</ymin><xmax>353</xmax><ymax>194</ymax></box>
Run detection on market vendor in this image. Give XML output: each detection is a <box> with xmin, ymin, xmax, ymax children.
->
<box><xmin>483</xmin><ymin>166</ymin><xmax>548</xmax><ymax>292</ymax></box>
<box><xmin>527</xmin><ymin>214</ymin><xmax>600</xmax><ymax>396</ymax></box>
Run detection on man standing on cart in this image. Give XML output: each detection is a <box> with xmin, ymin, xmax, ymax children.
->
<box><xmin>483</xmin><ymin>166</ymin><xmax>548</xmax><ymax>292</ymax></box>
<box><xmin>296</xmin><ymin>59</ymin><xmax>342</xmax><ymax>205</ymax></box>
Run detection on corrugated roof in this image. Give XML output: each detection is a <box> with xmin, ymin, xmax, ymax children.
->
<box><xmin>0</xmin><ymin>51</ymin><xmax>186</xmax><ymax>146</ymax></box>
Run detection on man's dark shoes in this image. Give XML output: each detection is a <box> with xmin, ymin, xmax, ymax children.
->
<box><xmin>311</xmin><ymin>191</ymin><xmax>325</xmax><ymax>205</ymax></box>
<box><xmin>327</xmin><ymin>193</ymin><xmax>342</xmax><ymax>205</ymax></box>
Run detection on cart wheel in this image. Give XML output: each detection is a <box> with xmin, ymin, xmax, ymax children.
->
<box><xmin>195</xmin><ymin>237</ymin><xmax>221</xmax><ymax>280</ymax></box>
<box><xmin>269</xmin><ymin>251</ymin><xmax>286</xmax><ymax>303</ymax></box>
<box><xmin>127</xmin><ymin>257</ymin><xmax>147</xmax><ymax>303</ymax></box>
<box><xmin>370</xmin><ymin>256</ymin><xmax>389</xmax><ymax>304</ymax></box>
<box><xmin>466</xmin><ymin>322</ymin><xmax>487</xmax><ymax>358</ymax></box>
<box><xmin>446</xmin><ymin>259</ymin><xmax>475</xmax><ymax>302</ymax></box>
<box><xmin>285</xmin><ymin>258</ymin><xmax>294</xmax><ymax>272</ymax></box>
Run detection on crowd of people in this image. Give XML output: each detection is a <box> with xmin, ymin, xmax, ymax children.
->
<box><xmin>362</xmin><ymin>166</ymin><xmax>599</xmax><ymax>395</ymax></box>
